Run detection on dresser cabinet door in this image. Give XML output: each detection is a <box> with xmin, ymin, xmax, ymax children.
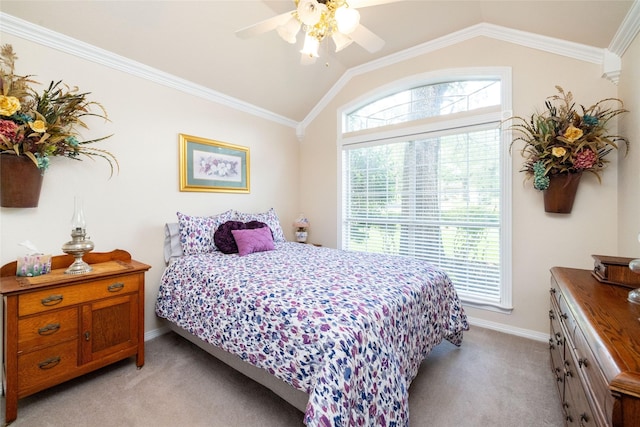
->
<box><xmin>80</xmin><ymin>293</ymin><xmax>139</xmax><ymax>364</ymax></box>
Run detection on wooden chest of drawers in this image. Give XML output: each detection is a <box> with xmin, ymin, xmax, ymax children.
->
<box><xmin>0</xmin><ymin>250</ymin><xmax>150</xmax><ymax>424</ymax></box>
<box><xmin>550</xmin><ymin>267</ymin><xmax>640</xmax><ymax>426</ymax></box>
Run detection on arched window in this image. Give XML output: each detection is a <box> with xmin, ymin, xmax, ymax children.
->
<box><xmin>340</xmin><ymin>70</ymin><xmax>512</xmax><ymax>312</ymax></box>
<box><xmin>346</xmin><ymin>80</ymin><xmax>501</xmax><ymax>132</ymax></box>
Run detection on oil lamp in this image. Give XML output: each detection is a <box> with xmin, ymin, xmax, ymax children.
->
<box><xmin>61</xmin><ymin>196</ymin><xmax>94</xmax><ymax>274</ymax></box>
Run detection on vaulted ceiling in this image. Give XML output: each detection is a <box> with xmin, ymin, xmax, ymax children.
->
<box><xmin>1</xmin><ymin>1</ymin><xmax>636</xmax><ymax>124</ymax></box>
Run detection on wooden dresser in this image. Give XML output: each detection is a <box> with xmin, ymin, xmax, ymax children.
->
<box><xmin>550</xmin><ymin>267</ymin><xmax>640</xmax><ymax>426</ymax></box>
<box><xmin>0</xmin><ymin>250</ymin><xmax>150</xmax><ymax>424</ymax></box>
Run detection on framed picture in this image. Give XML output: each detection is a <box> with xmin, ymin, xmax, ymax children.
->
<box><xmin>179</xmin><ymin>134</ymin><xmax>250</xmax><ymax>193</ymax></box>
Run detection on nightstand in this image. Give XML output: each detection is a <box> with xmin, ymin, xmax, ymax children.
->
<box><xmin>0</xmin><ymin>249</ymin><xmax>150</xmax><ymax>424</ymax></box>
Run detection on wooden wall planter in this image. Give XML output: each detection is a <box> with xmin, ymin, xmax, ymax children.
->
<box><xmin>0</xmin><ymin>154</ymin><xmax>44</xmax><ymax>208</ymax></box>
<box><xmin>543</xmin><ymin>172</ymin><xmax>582</xmax><ymax>214</ymax></box>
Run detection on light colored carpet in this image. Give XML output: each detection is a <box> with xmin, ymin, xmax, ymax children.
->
<box><xmin>3</xmin><ymin>326</ymin><xmax>564</xmax><ymax>426</ymax></box>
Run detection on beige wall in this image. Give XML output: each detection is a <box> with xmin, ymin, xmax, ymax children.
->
<box><xmin>300</xmin><ymin>37</ymin><xmax>627</xmax><ymax>337</ymax></box>
<box><xmin>618</xmin><ymin>33</ymin><xmax>640</xmax><ymax>256</ymax></box>
<box><xmin>1</xmin><ymin>31</ymin><xmax>637</xmax><ymax>341</ymax></box>
<box><xmin>0</xmin><ymin>34</ymin><xmax>301</xmax><ymax>334</ymax></box>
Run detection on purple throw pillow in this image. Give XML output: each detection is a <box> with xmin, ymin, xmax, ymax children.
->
<box><xmin>214</xmin><ymin>220</ymin><xmax>268</xmax><ymax>254</ymax></box>
<box><xmin>231</xmin><ymin>226</ymin><xmax>275</xmax><ymax>256</ymax></box>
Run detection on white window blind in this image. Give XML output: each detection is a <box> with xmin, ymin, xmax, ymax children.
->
<box><xmin>342</xmin><ymin>126</ymin><xmax>502</xmax><ymax>303</ymax></box>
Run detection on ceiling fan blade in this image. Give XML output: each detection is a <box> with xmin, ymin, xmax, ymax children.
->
<box><xmin>349</xmin><ymin>0</ymin><xmax>403</xmax><ymax>8</ymax></box>
<box><xmin>349</xmin><ymin>24</ymin><xmax>385</xmax><ymax>53</ymax></box>
<box><xmin>235</xmin><ymin>11</ymin><xmax>294</xmax><ymax>39</ymax></box>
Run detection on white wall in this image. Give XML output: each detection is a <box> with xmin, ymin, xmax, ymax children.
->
<box><xmin>0</xmin><ymin>34</ymin><xmax>301</xmax><ymax>335</ymax></box>
<box><xmin>618</xmin><ymin>33</ymin><xmax>640</xmax><ymax>256</ymax></box>
<box><xmin>299</xmin><ymin>37</ymin><xmax>628</xmax><ymax>337</ymax></box>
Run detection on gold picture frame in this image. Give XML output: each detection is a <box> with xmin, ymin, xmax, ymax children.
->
<box><xmin>179</xmin><ymin>134</ymin><xmax>250</xmax><ymax>193</ymax></box>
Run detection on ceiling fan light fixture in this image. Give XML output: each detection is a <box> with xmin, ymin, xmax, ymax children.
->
<box><xmin>297</xmin><ymin>0</ymin><xmax>327</xmax><ymax>26</ymax></box>
<box><xmin>331</xmin><ymin>31</ymin><xmax>353</xmax><ymax>52</ymax></box>
<box><xmin>235</xmin><ymin>0</ymin><xmax>387</xmax><ymax>62</ymax></box>
<box><xmin>335</xmin><ymin>6</ymin><xmax>360</xmax><ymax>35</ymax></box>
<box><xmin>277</xmin><ymin>15</ymin><xmax>302</xmax><ymax>44</ymax></box>
<box><xmin>300</xmin><ymin>34</ymin><xmax>320</xmax><ymax>57</ymax></box>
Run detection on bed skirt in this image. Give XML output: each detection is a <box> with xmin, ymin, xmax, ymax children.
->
<box><xmin>167</xmin><ymin>322</ymin><xmax>309</xmax><ymax>412</ymax></box>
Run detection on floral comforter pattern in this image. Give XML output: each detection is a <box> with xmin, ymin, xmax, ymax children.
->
<box><xmin>155</xmin><ymin>242</ymin><xmax>468</xmax><ymax>426</ymax></box>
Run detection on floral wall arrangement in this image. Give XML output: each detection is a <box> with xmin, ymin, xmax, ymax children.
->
<box><xmin>0</xmin><ymin>44</ymin><xmax>117</xmax><ymax>175</ymax></box>
<box><xmin>507</xmin><ymin>86</ymin><xmax>629</xmax><ymax>191</ymax></box>
<box><xmin>505</xmin><ymin>86</ymin><xmax>630</xmax><ymax>214</ymax></box>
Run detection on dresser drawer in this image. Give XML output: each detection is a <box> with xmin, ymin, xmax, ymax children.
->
<box><xmin>18</xmin><ymin>308</ymin><xmax>79</xmax><ymax>353</ymax></box>
<box><xmin>564</xmin><ymin>372</ymin><xmax>596</xmax><ymax>426</ymax></box>
<box><xmin>557</xmin><ymin>293</ymin><xmax>578</xmax><ymax>340</ymax></box>
<box><xmin>571</xmin><ymin>324</ymin><xmax>612</xmax><ymax>424</ymax></box>
<box><xmin>18</xmin><ymin>340</ymin><xmax>78</xmax><ymax>392</ymax></box>
<box><xmin>550</xmin><ymin>305</ymin><xmax>565</xmax><ymax>388</ymax></box>
<box><xmin>18</xmin><ymin>275</ymin><xmax>140</xmax><ymax>316</ymax></box>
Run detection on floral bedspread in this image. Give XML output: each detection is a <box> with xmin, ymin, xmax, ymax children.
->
<box><xmin>155</xmin><ymin>242</ymin><xmax>468</xmax><ymax>426</ymax></box>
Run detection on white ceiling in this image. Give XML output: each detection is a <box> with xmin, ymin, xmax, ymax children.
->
<box><xmin>1</xmin><ymin>1</ymin><xmax>636</xmax><ymax>123</ymax></box>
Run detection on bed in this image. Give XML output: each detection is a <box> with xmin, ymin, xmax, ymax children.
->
<box><xmin>155</xmin><ymin>211</ymin><xmax>468</xmax><ymax>426</ymax></box>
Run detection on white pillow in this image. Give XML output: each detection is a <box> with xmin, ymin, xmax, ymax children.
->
<box><xmin>234</xmin><ymin>208</ymin><xmax>286</xmax><ymax>243</ymax></box>
<box><xmin>163</xmin><ymin>223</ymin><xmax>183</xmax><ymax>265</ymax></box>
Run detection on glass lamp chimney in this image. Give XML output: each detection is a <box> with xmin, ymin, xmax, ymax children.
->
<box><xmin>62</xmin><ymin>196</ymin><xmax>94</xmax><ymax>274</ymax></box>
<box><xmin>71</xmin><ymin>196</ymin><xmax>86</xmax><ymax>232</ymax></box>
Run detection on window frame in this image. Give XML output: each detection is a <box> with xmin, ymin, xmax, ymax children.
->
<box><xmin>336</xmin><ymin>67</ymin><xmax>513</xmax><ymax>313</ymax></box>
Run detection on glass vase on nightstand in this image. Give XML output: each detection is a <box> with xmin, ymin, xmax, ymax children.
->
<box><xmin>296</xmin><ymin>231</ymin><xmax>308</xmax><ymax>243</ymax></box>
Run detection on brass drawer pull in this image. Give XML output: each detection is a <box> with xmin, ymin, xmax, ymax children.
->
<box><xmin>41</xmin><ymin>295</ymin><xmax>63</xmax><ymax>306</ymax></box>
<box><xmin>38</xmin><ymin>323</ymin><xmax>61</xmax><ymax>336</ymax></box>
<box><xmin>107</xmin><ymin>282</ymin><xmax>125</xmax><ymax>292</ymax></box>
<box><xmin>38</xmin><ymin>356</ymin><xmax>61</xmax><ymax>370</ymax></box>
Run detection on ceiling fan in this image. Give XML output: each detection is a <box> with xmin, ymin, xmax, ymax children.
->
<box><xmin>235</xmin><ymin>0</ymin><xmax>400</xmax><ymax>63</ymax></box>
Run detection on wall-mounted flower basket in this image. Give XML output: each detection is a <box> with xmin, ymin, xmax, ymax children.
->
<box><xmin>0</xmin><ymin>44</ymin><xmax>118</xmax><ymax>192</ymax></box>
<box><xmin>0</xmin><ymin>154</ymin><xmax>43</xmax><ymax>208</ymax></box>
<box><xmin>543</xmin><ymin>172</ymin><xmax>582</xmax><ymax>214</ymax></box>
<box><xmin>505</xmin><ymin>86</ymin><xmax>630</xmax><ymax>215</ymax></box>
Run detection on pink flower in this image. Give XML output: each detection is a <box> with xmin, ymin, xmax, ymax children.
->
<box><xmin>0</xmin><ymin>119</ymin><xmax>19</xmax><ymax>140</ymax></box>
<box><xmin>574</xmin><ymin>149</ymin><xmax>597</xmax><ymax>169</ymax></box>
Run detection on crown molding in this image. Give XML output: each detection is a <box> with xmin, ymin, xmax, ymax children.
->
<box><xmin>609</xmin><ymin>0</ymin><xmax>640</xmax><ymax>56</ymax></box>
<box><xmin>300</xmin><ymin>22</ymin><xmax>613</xmax><ymax>134</ymax></box>
<box><xmin>2</xmin><ymin>10</ymin><xmax>634</xmax><ymax>139</ymax></box>
<box><xmin>0</xmin><ymin>12</ymin><xmax>298</xmax><ymax>130</ymax></box>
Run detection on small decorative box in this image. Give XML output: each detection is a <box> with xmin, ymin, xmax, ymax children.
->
<box><xmin>16</xmin><ymin>254</ymin><xmax>52</xmax><ymax>277</ymax></box>
<box><xmin>592</xmin><ymin>254</ymin><xmax>640</xmax><ymax>289</ymax></box>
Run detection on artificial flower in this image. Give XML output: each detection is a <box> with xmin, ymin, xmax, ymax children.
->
<box><xmin>0</xmin><ymin>44</ymin><xmax>117</xmax><ymax>175</ymax></box>
<box><xmin>0</xmin><ymin>95</ymin><xmax>20</xmax><ymax>116</ymax></box>
<box><xmin>573</xmin><ymin>149</ymin><xmax>597</xmax><ymax>170</ymax></box>
<box><xmin>507</xmin><ymin>86</ymin><xmax>629</xmax><ymax>187</ymax></box>
<box><xmin>563</xmin><ymin>125</ymin><xmax>583</xmax><ymax>142</ymax></box>
<box><xmin>28</xmin><ymin>119</ymin><xmax>46</xmax><ymax>133</ymax></box>
<box><xmin>0</xmin><ymin>119</ymin><xmax>19</xmax><ymax>140</ymax></box>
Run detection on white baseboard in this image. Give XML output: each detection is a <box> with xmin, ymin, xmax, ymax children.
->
<box><xmin>466</xmin><ymin>315</ymin><xmax>549</xmax><ymax>342</ymax></box>
<box><xmin>144</xmin><ymin>326</ymin><xmax>169</xmax><ymax>342</ymax></box>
